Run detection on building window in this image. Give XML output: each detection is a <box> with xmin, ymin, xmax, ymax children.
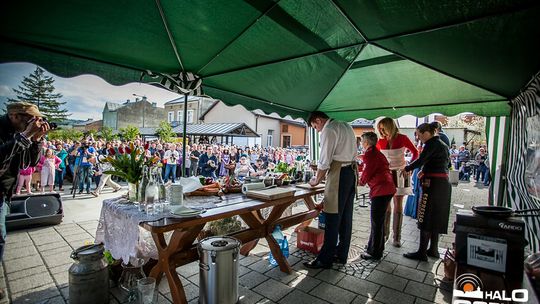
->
<box><xmin>177</xmin><ymin>110</ymin><xmax>183</xmax><ymax>122</ymax></box>
<box><xmin>187</xmin><ymin>110</ymin><xmax>194</xmax><ymax>123</ymax></box>
<box><xmin>168</xmin><ymin>111</ymin><xmax>174</xmax><ymax>123</ymax></box>
<box><xmin>267</xmin><ymin>135</ymin><xmax>273</xmax><ymax>147</ymax></box>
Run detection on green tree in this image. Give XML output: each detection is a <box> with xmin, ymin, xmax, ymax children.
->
<box><xmin>156</xmin><ymin>121</ymin><xmax>176</xmax><ymax>142</ymax></box>
<box><xmin>7</xmin><ymin>66</ymin><xmax>70</xmax><ymax>122</ymax></box>
<box><xmin>101</xmin><ymin>126</ymin><xmax>116</xmax><ymax>141</ymax></box>
<box><xmin>48</xmin><ymin>129</ymin><xmax>84</xmax><ymax>141</ymax></box>
<box><xmin>119</xmin><ymin>125</ymin><xmax>140</xmax><ymax>141</ymax></box>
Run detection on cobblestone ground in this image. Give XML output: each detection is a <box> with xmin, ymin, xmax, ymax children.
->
<box><xmin>1</xmin><ymin>180</ymin><xmax>490</xmax><ymax>304</ymax></box>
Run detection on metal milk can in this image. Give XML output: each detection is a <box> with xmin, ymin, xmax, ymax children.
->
<box><xmin>69</xmin><ymin>243</ymin><xmax>109</xmax><ymax>304</ymax></box>
<box><xmin>198</xmin><ymin>236</ymin><xmax>240</xmax><ymax>304</ymax></box>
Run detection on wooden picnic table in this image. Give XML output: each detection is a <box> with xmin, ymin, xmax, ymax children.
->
<box><xmin>139</xmin><ymin>186</ymin><xmax>324</xmax><ymax>304</ymax></box>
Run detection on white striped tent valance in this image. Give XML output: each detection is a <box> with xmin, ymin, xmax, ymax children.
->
<box><xmin>308</xmin><ymin>127</ymin><xmax>320</xmax><ymax>163</ymax></box>
<box><xmin>142</xmin><ymin>71</ymin><xmax>203</xmax><ymax>96</ymax></box>
<box><xmin>485</xmin><ymin>116</ymin><xmax>510</xmax><ymax>206</ymax></box>
<box><xmin>506</xmin><ymin>72</ymin><xmax>540</xmax><ymax>252</ymax></box>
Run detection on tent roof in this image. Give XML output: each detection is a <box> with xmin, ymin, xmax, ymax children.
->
<box><xmin>171</xmin><ymin>123</ymin><xmax>259</xmax><ymax>137</ymax></box>
<box><xmin>2</xmin><ymin>1</ymin><xmax>539</xmax><ymax>120</ymax></box>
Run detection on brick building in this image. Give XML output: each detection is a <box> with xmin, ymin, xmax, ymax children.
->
<box><xmin>102</xmin><ymin>97</ymin><xmax>165</xmax><ymax>130</ymax></box>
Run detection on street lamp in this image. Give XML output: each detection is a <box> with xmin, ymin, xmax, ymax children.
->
<box><xmin>133</xmin><ymin>94</ymin><xmax>147</xmax><ymax>128</ymax></box>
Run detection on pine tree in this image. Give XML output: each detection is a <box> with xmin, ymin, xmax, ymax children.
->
<box><xmin>7</xmin><ymin>66</ymin><xmax>70</xmax><ymax>122</ymax></box>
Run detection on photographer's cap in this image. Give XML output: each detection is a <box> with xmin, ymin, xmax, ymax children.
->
<box><xmin>7</xmin><ymin>102</ymin><xmax>44</xmax><ymax>117</ymax></box>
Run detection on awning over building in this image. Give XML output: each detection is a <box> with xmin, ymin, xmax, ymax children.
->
<box><xmin>171</xmin><ymin>123</ymin><xmax>259</xmax><ymax>137</ymax></box>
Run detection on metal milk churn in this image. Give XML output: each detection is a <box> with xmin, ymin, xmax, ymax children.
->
<box><xmin>69</xmin><ymin>244</ymin><xmax>109</xmax><ymax>304</ymax></box>
<box><xmin>198</xmin><ymin>236</ymin><xmax>240</xmax><ymax>304</ymax></box>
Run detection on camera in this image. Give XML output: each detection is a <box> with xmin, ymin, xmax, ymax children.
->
<box><xmin>42</xmin><ymin>117</ymin><xmax>58</xmax><ymax>130</ymax></box>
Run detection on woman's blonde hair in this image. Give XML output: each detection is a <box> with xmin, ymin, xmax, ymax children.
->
<box><xmin>377</xmin><ymin>117</ymin><xmax>399</xmax><ymax>139</ymax></box>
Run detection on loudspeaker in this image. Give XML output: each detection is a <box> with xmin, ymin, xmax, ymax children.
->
<box><xmin>6</xmin><ymin>193</ymin><xmax>63</xmax><ymax>231</ymax></box>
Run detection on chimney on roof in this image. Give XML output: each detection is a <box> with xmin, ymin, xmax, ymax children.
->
<box><xmin>152</xmin><ymin>102</ymin><xmax>157</xmax><ymax>107</ymax></box>
<box><xmin>125</xmin><ymin>99</ymin><xmax>130</xmax><ymax>104</ymax></box>
<box><xmin>142</xmin><ymin>96</ymin><xmax>147</xmax><ymax>102</ymax></box>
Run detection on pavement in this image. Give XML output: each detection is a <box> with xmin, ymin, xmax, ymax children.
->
<box><xmin>1</xmin><ymin>180</ymin><xmax>491</xmax><ymax>304</ymax></box>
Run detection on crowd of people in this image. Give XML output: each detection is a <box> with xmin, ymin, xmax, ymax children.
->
<box><xmin>12</xmin><ymin>137</ymin><xmax>310</xmax><ymax>197</ymax></box>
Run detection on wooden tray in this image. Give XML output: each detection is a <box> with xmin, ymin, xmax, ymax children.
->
<box><xmin>186</xmin><ymin>189</ymin><xmax>220</xmax><ymax>196</ymax></box>
<box><xmin>246</xmin><ymin>187</ymin><xmax>296</xmax><ymax>200</ymax></box>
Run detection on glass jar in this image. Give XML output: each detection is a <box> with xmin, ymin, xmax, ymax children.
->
<box><xmin>119</xmin><ymin>262</ymin><xmax>146</xmax><ymax>293</ymax></box>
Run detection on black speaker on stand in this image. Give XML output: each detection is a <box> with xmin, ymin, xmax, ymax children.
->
<box><xmin>6</xmin><ymin>193</ymin><xmax>63</xmax><ymax>231</ymax></box>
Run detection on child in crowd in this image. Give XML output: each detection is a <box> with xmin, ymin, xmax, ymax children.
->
<box><xmin>16</xmin><ymin>166</ymin><xmax>35</xmax><ymax>195</ymax></box>
<box><xmin>38</xmin><ymin>148</ymin><xmax>62</xmax><ymax>192</ymax></box>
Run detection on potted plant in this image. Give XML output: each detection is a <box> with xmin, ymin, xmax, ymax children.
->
<box><xmin>104</xmin><ymin>250</ymin><xmax>123</xmax><ymax>284</ymax></box>
<box><xmin>104</xmin><ymin>143</ymin><xmax>160</xmax><ymax>202</ymax></box>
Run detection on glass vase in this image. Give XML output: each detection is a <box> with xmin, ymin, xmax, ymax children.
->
<box><xmin>119</xmin><ymin>262</ymin><xmax>146</xmax><ymax>293</ymax></box>
<box><xmin>128</xmin><ymin>182</ymin><xmax>139</xmax><ymax>202</ymax></box>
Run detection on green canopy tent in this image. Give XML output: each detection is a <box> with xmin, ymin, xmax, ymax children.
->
<box><xmin>2</xmin><ymin>0</ymin><xmax>539</xmax><ymax>119</ymax></box>
<box><xmin>1</xmin><ymin>1</ymin><xmax>539</xmax><ymax>182</ymax></box>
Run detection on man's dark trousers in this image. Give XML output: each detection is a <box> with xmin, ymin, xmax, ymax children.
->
<box><xmin>367</xmin><ymin>195</ymin><xmax>393</xmax><ymax>258</ymax></box>
<box><xmin>317</xmin><ymin>166</ymin><xmax>356</xmax><ymax>265</ymax></box>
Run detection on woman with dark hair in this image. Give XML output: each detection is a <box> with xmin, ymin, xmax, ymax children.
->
<box><xmin>359</xmin><ymin>132</ymin><xmax>396</xmax><ymax>260</ymax></box>
<box><xmin>403</xmin><ymin>123</ymin><xmax>451</xmax><ymax>261</ymax></box>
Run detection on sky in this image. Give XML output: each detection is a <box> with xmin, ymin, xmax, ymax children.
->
<box><xmin>0</xmin><ymin>62</ymin><xmax>424</xmax><ymax>127</ymax></box>
<box><xmin>0</xmin><ymin>62</ymin><xmax>182</xmax><ymax>121</ymax></box>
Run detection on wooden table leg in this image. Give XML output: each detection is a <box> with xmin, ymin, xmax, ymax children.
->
<box><xmin>239</xmin><ymin>211</ymin><xmax>264</xmax><ymax>256</ymax></box>
<box><xmin>265</xmin><ymin>203</ymin><xmax>293</xmax><ymax>273</ymax></box>
<box><xmin>295</xmin><ymin>196</ymin><xmax>318</xmax><ymax>232</ymax></box>
<box><xmin>150</xmin><ymin>224</ymin><xmax>204</xmax><ymax>304</ymax></box>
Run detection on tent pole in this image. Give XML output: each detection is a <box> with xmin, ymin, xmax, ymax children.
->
<box><xmin>182</xmin><ymin>94</ymin><xmax>188</xmax><ymax>177</ymax></box>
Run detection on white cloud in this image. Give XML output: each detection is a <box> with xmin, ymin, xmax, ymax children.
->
<box><xmin>0</xmin><ymin>85</ymin><xmax>14</xmax><ymax>98</ymax></box>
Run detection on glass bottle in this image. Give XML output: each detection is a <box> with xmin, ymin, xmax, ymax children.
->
<box><xmin>138</xmin><ymin>165</ymin><xmax>149</xmax><ymax>212</ymax></box>
<box><xmin>145</xmin><ymin>168</ymin><xmax>158</xmax><ymax>215</ymax></box>
<box><xmin>156</xmin><ymin>169</ymin><xmax>169</xmax><ymax>213</ymax></box>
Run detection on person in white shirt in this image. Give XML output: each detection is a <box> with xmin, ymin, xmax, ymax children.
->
<box><xmin>304</xmin><ymin>111</ymin><xmax>357</xmax><ymax>269</ymax></box>
<box><xmin>163</xmin><ymin>144</ymin><xmax>179</xmax><ymax>183</ymax></box>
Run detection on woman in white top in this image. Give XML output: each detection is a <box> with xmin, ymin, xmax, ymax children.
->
<box><xmin>376</xmin><ymin>118</ymin><xmax>419</xmax><ymax>247</ymax></box>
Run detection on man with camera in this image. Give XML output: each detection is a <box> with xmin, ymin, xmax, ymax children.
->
<box><xmin>0</xmin><ymin>102</ymin><xmax>51</xmax><ymax>298</ymax></box>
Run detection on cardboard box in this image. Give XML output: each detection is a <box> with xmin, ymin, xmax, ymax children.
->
<box><xmin>296</xmin><ymin>226</ymin><xmax>324</xmax><ymax>254</ymax></box>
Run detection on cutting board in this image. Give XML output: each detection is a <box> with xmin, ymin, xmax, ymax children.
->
<box><xmin>295</xmin><ymin>183</ymin><xmax>325</xmax><ymax>190</ymax></box>
<box><xmin>246</xmin><ymin>187</ymin><xmax>296</xmax><ymax>200</ymax></box>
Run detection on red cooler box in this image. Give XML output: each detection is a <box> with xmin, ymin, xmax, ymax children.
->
<box><xmin>297</xmin><ymin>227</ymin><xmax>324</xmax><ymax>254</ymax></box>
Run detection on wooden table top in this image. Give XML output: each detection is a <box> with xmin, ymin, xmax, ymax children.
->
<box><xmin>140</xmin><ymin>186</ymin><xmax>324</xmax><ymax>233</ymax></box>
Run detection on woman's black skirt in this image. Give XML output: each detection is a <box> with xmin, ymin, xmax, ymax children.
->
<box><xmin>417</xmin><ymin>176</ymin><xmax>452</xmax><ymax>234</ymax></box>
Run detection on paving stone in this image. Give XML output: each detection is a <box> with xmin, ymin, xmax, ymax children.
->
<box><xmin>157</xmin><ymin>278</ymin><xmax>171</xmax><ymax>294</ymax></box>
<box><xmin>187</xmin><ymin>273</ymin><xmax>199</xmax><ymax>287</ymax></box>
<box><xmin>52</xmin><ymin>270</ymin><xmax>69</xmax><ymax>288</ymax></box>
<box><xmin>278</xmin><ymin>289</ymin><xmax>327</xmax><ymax>304</ymax></box>
<box><xmin>6</xmin><ymin>232</ymin><xmax>31</xmax><ymax>243</ymax></box>
<box><xmin>11</xmin><ymin>283</ymin><xmax>60</xmax><ymax>304</ymax></box>
<box><xmin>308</xmin><ymin>281</ymin><xmax>356</xmax><ymax>304</ymax></box>
<box><xmin>433</xmin><ymin>289</ymin><xmax>453</xmax><ymax>304</ymax></box>
<box><xmin>351</xmin><ymin>294</ymin><xmax>382</xmax><ymax>304</ymax></box>
<box><xmin>240</xmin><ymin>255</ymin><xmax>261</xmax><ymax>267</ymax></box>
<box><xmin>374</xmin><ymin>260</ymin><xmax>397</xmax><ymax>273</ymax></box>
<box><xmin>176</xmin><ymin>262</ymin><xmax>199</xmax><ymax>278</ymax></box>
<box><xmin>239</xmin><ymin>270</ymin><xmax>268</xmax><ymax>289</ymax></box>
<box><xmin>49</xmin><ymin>263</ymin><xmax>72</xmax><ymax>275</ymax></box>
<box><xmin>41</xmin><ymin>246</ymin><xmax>73</xmax><ymax>257</ymax></box>
<box><xmin>4</xmin><ymin>240</ymin><xmax>34</xmax><ymax>250</ymax></box>
<box><xmin>265</xmin><ymin>267</ymin><xmax>300</xmax><ymax>284</ymax></box>
<box><xmin>67</xmin><ymin>238</ymin><xmax>94</xmax><ymax>250</ymax></box>
<box><xmin>37</xmin><ymin>241</ymin><xmax>70</xmax><ymax>252</ymax></box>
<box><xmin>43</xmin><ymin>252</ymin><xmax>73</xmax><ymax>268</ymax></box>
<box><xmin>374</xmin><ymin>287</ymin><xmax>415</xmax><ymax>304</ymax></box>
<box><xmin>337</xmin><ymin>275</ymin><xmax>381</xmax><ymax>298</ymax></box>
<box><xmin>239</xmin><ymin>265</ymin><xmax>251</xmax><ymax>276</ymax></box>
<box><xmin>238</xmin><ymin>285</ymin><xmax>264</xmax><ymax>304</ymax></box>
<box><xmin>291</xmin><ymin>261</ymin><xmax>323</xmax><ymax>277</ymax></box>
<box><xmin>287</xmin><ymin>274</ymin><xmax>321</xmax><ymax>293</ymax></box>
<box><xmin>248</xmin><ymin>258</ymin><xmax>276</xmax><ymax>274</ymax></box>
<box><xmin>253</xmin><ymin>278</ymin><xmax>294</xmax><ymax>302</ymax></box>
<box><xmin>415</xmin><ymin>298</ymin><xmax>435</xmax><ymax>304</ymax></box>
<box><xmin>30</xmin><ymin>234</ymin><xmax>64</xmax><ymax>246</ymax></box>
<box><xmin>404</xmin><ymin>280</ymin><xmax>437</xmax><ymax>301</ymax></box>
<box><xmin>366</xmin><ymin>269</ymin><xmax>409</xmax><ymax>291</ymax></box>
<box><xmin>3</xmin><ymin>245</ymin><xmax>38</xmax><ymax>261</ymax></box>
<box><xmin>157</xmin><ymin>293</ymin><xmax>172</xmax><ymax>304</ymax></box>
<box><xmin>62</xmin><ymin>232</ymin><xmax>93</xmax><ymax>243</ymax></box>
<box><xmin>60</xmin><ymin>286</ymin><xmax>69</xmax><ymax>301</ymax></box>
<box><xmin>9</xmin><ymin>272</ymin><xmax>55</xmax><ymax>294</ymax></box>
<box><xmin>383</xmin><ymin>252</ymin><xmax>419</xmax><ymax>269</ymax></box>
<box><xmin>27</xmin><ymin>227</ymin><xmax>57</xmax><ymax>236</ymax></box>
<box><xmin>183</xmin><ymin>283</ymin><xmax>199</xmax><ymax>302</ymax></box>
<box><xmin>314</xmin><ymin>269</ymin><xmax>346</xmax><ymax>285</ymax></box>
<box><xmin>393</xmin><ymin>265</ymin><xmax>427</xmax><ymax>282</ymax></box>
<box><xmin>415</xmin><ymin>259</ymin><xmax>438</xmax><ymax>272</ymax></box>
<box><xmin>7</xmin><ymin>265</ymin><xmax>48</xmax><ymax>281</ymax></box>
<box><xmin>4</xmin><ymin>254</ymin><xmax>44</xmax><ymax>273</ymax></box>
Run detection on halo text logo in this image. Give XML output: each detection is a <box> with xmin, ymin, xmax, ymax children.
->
<box><xmin>453</xmin><ymin>273</ymin><xmax>528</xmax><ymax>304</ymax></box>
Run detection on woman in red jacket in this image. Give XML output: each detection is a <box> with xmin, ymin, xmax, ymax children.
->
<box><xmin>359</xmin><ymin>132</ymin><xmax>396</xmax><ymax>260</ymax></box>
<box><xmin>376</xmin><ymin>117</ymin><xmax>418</xmax><ymax>247</ymax></box>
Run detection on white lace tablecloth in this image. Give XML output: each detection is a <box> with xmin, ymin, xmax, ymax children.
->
<box><xmin>95</xmin><ymin>197</ymin><xmax>171</xmax><ymax>263</ymax></box>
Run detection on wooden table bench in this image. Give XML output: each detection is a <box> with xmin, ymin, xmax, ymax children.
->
<box><xmin>140</xmin><ymin>186</ymin><xmax>324</xmax><ymax>304</ymax></box>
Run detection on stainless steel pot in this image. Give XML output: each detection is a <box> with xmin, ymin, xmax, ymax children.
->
<box><xmin>69</xmin><ymin>243</ymin><xmax>109</xmax><ymax>304</ymax></box>
<box><xmin>198</xmin><ymin>236</ymin><xmax>240</xmax><ymax>304</ymax></box>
